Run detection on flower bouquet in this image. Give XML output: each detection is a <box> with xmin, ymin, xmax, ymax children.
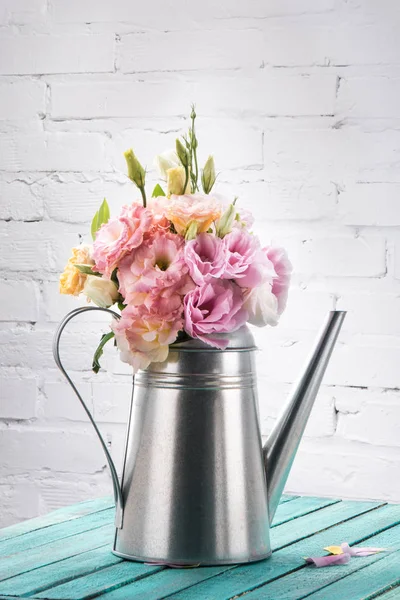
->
<box><xmin>59</xmin><ymin>108</ymin><xmax>292</xmax><ymax>373</ymax></box>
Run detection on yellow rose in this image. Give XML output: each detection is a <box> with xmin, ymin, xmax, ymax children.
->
<box><xmin>59</xmin><ymin>245</ymin><xmax>93</xmax><ymax>296</ymax></box>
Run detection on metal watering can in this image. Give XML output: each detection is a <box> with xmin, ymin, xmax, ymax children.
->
<box><xmin>54</xmin><ymin>308</ymin><xmax>346</xmax><ymax>565</ymax></box>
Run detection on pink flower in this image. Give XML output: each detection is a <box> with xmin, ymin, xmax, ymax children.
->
<box><xmin>243</xmin><ymin>283</ymin><xmax>279</xmax><ymax>327</ymax></box>
<box><xmin>93</xmin><ymin>203</ymin><xmax>153</xmax><ymax>277</ymax></box>
<box><xmin>184</xmin><ymin>233</ymin><xmax>226</xmax><ymax>285</ymax></box>
<box><xmin>222</xmin><ymin>229</ymin><xmax>276</xmax><ymax>288</ymax></box>
<box><xmin>118</xmin><ymin>231</ymin><xmax>194</xmax><ymax>308</ymax></box>
<box><xmin>264</xmin><ymin>246</ymin><xmax>292</xmax><ymax>314</ymax></box>
<box><xmin>166</xmin><ymin>193</ymin><xmax>222</xmax><ymax>235</ymax></box>
<box><xmin>184</xmin><ymin>280</ymin><xmax>248</xmax><ymax>349</ymax></box>
<box><xmin>112</xmin><ymin>303</ymin><xmax>183</xmax><ymax>373</ymax></box>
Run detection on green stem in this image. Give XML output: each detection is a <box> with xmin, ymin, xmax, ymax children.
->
<box><xmin>182</xmin><ymin>166</ymin><xmax>189</xmax><ymax>195</ymax></box>
<box><xmin>139</xmin><ymin>185</ymin><xmax>147</xmax><ymax>207</ymax></box>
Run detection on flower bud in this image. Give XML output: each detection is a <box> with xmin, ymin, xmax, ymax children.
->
<box><xmin>185</xmin><ymin>220</ymin><xmax>199</xmax><ymax>241</ymax></box>
<box><xmin>166</xmin><ymin>166</ymin><xmax>190</xmax><ymax>196</ymax></box>
<box><xmin>176</xmin><ymin>139</ymin><xmax>189</xmax><ymax>167</ymax></box>
<box><xmin>201</xmin><ymin>155</ymin><xmax>216</xmax><ymax>194</ymax></box>
<box><xmin>124</xmin><ymin>149</ymin><xmax>146</xmax><ymax>189</ymax></box>
<box><xmin>154</xmin><ymin>150</ymin><xmax>180</xmax><ymax>180</ymax></box>
<box><xmin>83</xmin><ymin>276</ymin><xmax>119</xmax><ymax>308</ymax></box>
<box><xmin>216</xmin><ymin>204</ymin><xmax>237</xmax><ymax>238</ymax></box>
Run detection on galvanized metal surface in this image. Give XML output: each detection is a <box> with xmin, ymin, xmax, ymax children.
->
<box><xmin>53</xmin><ymin>310</ymin><xmax>345</xmax><ymax>565</ymax></box>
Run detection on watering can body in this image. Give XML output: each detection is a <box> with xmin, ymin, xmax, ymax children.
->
<box><xmin>54</xmin><ymin>309</ymin><xmax>346</xmax><ymax>565</ymax></box>
<box><xmin>114</xmin><ymin>328</ymin><xmax>270</xmax><ymax>564</ymax></box>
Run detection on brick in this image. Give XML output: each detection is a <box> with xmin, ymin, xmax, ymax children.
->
<box><xmin>337</xmin><ymin>77</ymin><xmax>400</xmax><ymax>118</ymax></box>
<box><xmin>0</xmin><ymin>0</ymin><xmax>45</xmax><ymax>25</ymax></box>
<box><xmin>259</xmin><ymin>384</ymin><xmax>336</xmax><ymax>438</ymax></box>
<box><xmin>0</xmin><ymin>483</ymin><xmax>40</xmax><ymax>528</ymax></box>
<box><xmin>280</xmin><ymin>235</ymin><xmax>386</xmax><ymax>278</ymax></box>
<box><xmin>0</xmin><ymin>222</ymin><xmax>81</xmax><ymax>272</ymax></box>
<box><xmin>0</xmin><ymin>325</ymin><xmax>113</xmax><ymax>372</ymax></box>
<box><xmin>53</xmin><ymin>0</ymin><xmax>334</xmax><ymax>24</ymax></box>
<box><xmin>264</xmin><ymin>130</ymin><xmax>400</xmax><ymax>183</ymax></box>
<box><xmin>338</xmin><ymin>183</ymin><xmax>400</xmax><ymax>226</ymax></box>
<box><xmin>92</xmin><ymin>381</ymin><xmax>132</xmax><ymax>424</ymax></box>
<box><xmin>335</xmin><ymin>389</ymin><xmax>400</xmax><ymax>447</ymax></box>
<box><xmin>325</xmin><ymin>343</ymin><xmax>400</xmax><ymax>389</ymax></box>
<box><xmin>121</xmin><ymin>30</ymin><xmax>264</xmax><ymax>72</ymax></box>
<box><xmin>37</xmin><ymin>179</ymin><xmax>135</xmax><ymax>223</ymax></box>
<box><xmin>0</xmin><ymin>280</ymin><xmax>39</xmax><ymax>321</ymax></box>
<box><xmin>51</xmin><ymin>72</ymin><xmax>337</xmax><ymax>119</ymax></box>
<box><xmin>111</xmin><ymin>122</ymin><xmax>263</xmax><ymax>172</ymax></box>
<box><xmin>41</xmin><ymin>380</ymin><xmax>93</xmax><ymax>421</ymax></box>
<box><xmin>336</xmin><ymin>293</ymin><xmax>400</xmax><ymax>336</ymax></box>
<box><xmin>287</xmin><ymin>439</ymin><xmax>400</xmax><ymax>500</ymax></box>
<box><xmin>0</xmin><ymin>34</ymin><xmax>115</xmax><ymax>75</ymax></box>
<box><xmin>0</xmin><ymin>377</ymin><xmax>37</xmax><ymax>419</ymax></box>
<box><xmin>334</xmin><ymin>24</ymin><xmax>400</xmax><ymax>65</ymax></box>
<box><xmin>38</xmin><ymin>477</ymin><xmax>111</xmax><ymax>514</ymax></box>
<box><xmin>0</xmin><ymin>80</ymin><xmax>46</xmax><ymax>119</ymax></box>
<box><xmin>0</xmin><ymin>180</ymin><xmax>43</xmax><ymax>221</ymax></box>
<box><xmin>218</xmin><ymin>180</ymin><xmax>336</xmax><ymax>221</ymax></box>
<box><xmin>42</xmin><ymin>281</ymin><xmax>116</xmax><ymax>324</ymax></box>
<box><xmin>262</xmin><ymin>24</ymin><xmax>334</xmax><ymax>67</ymax></box>
<box><xmin>0</xmin><ymin>429</ymin><xmax>106</xmax><ymax>474</ymax></box>
<box><xmin>279</xmin><ymin>289</ymin><xmax>335</xmax><ymax>331</ymax></box>
<box><xmin>0</xmin><ymin>133</ymin><xmax>109</xmax><ymax>173</ymax></box>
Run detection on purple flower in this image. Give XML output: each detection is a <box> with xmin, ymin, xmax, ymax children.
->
<box><xmin>222</xmin><ymin>229</ymin><xmax>275</xmax><ymax>288</ymax></box>
<box><xmin>184</xmin><ymin>233</ymin><xmax>226</xmax><ymax>285</ymax></box>
<box><xmin>184</xmin><ymin>280</ymin><xmax>248</xmax><ymax>349</ymax></box>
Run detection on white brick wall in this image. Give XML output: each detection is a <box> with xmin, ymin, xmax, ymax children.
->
<box><xmin>1</xmin><ymin>0</ymin><xmax>400</xmax><ymax>527</ymax></box>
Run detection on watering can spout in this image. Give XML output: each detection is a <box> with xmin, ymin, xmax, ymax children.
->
<box><xmin>263</xmin><ymin>310</ymin><xmax>346</xmax><ymax>524</ymax></box>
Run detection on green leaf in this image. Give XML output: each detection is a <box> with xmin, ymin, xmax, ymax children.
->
<box><xmin>91</xmin><ymin>198</ymin><xmax>110</xmax><ymax>241</ymax></box>
<box><xmin>92</xmin><ymin>331</ymin><xmax>115</xmax><ymax>374</ymax></box>
<box><xmin>91</xmin><ymin>210</ymin><xmax>99</xmax><ymax>241</ymax></box>
<box><xmin>152</xmin><ymin>183</ymin><xmax>166</xmax><ymax>197</ymax></box>
<box><xmin>74</xmin><ymin>264</ymin><xmax>102</xmax><ymax>276</ymax></box>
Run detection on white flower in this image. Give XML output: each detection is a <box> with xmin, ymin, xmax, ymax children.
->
<box><xmin>243</xmin><ymin>283</ymin><xmax>279</xmax><ymax>327</ymax></box>
<box><xmin>154</xmin><ymin>149</ymin><xmax>180</xmax><ymax>180</ymax></box>
<box><xmin>83</xmin><ymin>275</ymin><xmax>119</xmax><ymax>308</ymax></box>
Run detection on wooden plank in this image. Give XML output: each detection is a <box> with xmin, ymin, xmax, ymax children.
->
<box><xmin>242</xmin><ymin>523</ymin><xmax>400</xmax><ymax>599</ymax></box>
<box><xmin>0</xmin><ymin>546</ymin><xmax>121</xmax><ymax>597</ymax></box>
<box><xmin>0</xmin><ymin>525</ymin><xmax>113</xmax><ymax>581</ymax></box>
<box><xmin>279</xmin><ymin>495</ymin><xmax>298</xmax><ymax>504</ymax></box>
<box><xmin>0</xmin><ymin>497</ymin><xmax>114</xmax><ymax>543</ymax></box>
<box><xmin>99</xmin><ymin>501</ymin><xmax>388</xmax><ymax>600</ymax></box>
<box><xmin>157</xmin><ymin>503</ymin><xmax>397</xmax><ymax>600</ymax></box>
<box><xmin>0</xmin><ymin>493</ymin><xmax>296</xmax><ymax>597</ymax></box>
<box><xmin>272</xmin><ymin>496</ymin><xmax>340</xmax><ymax>527</ymax></box>
<box><xmin>372</xmin><ymin>586</ymin><xmax>400</xmax><ymax>600</ymax></box>
<box><xmin>34</xmin><ymin>562</ymin><xmax>163</xmax><ymax>599</ymax></box>
<box><xmin>305</xmin><ymin>550</ymin><xmax>400</xmax><ymax>600</ymax></box>
<box><xmin>0</xmin><ymin>508</ymin><xmax>114</xmax><ymax>558</ymax></box>
<box><xmin>271</xmin><ymin>500</ymin><xmax>384</xmax><ymax>551</ymax></box>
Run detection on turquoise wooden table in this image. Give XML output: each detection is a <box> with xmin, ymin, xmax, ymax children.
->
<box><xmin>0</xmin><ymin>495</ymin><xmax>399</xmax><ymax>600</ymax></box>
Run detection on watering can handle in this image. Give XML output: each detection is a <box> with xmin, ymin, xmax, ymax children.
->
<box><xmin>52</xmin><ymin>306</ymin><xmax>124</xmax><ymax>528</ymax></box>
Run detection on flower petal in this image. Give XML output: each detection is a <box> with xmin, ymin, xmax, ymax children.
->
<box><xmin>305</xmin><ymin>553</ymin><xmax>351</xmax><ymax>567</ymax></box>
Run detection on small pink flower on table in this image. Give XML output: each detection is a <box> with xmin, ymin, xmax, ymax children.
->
<box><xmin>184</xmin><ymin>279</ymin><xmax>248</xmax><ymax>349</ymax></box>
<box><xmin>93</xmin><ymin>203</ymin><xmax>154</xmax><ymax>277</ymax></box>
